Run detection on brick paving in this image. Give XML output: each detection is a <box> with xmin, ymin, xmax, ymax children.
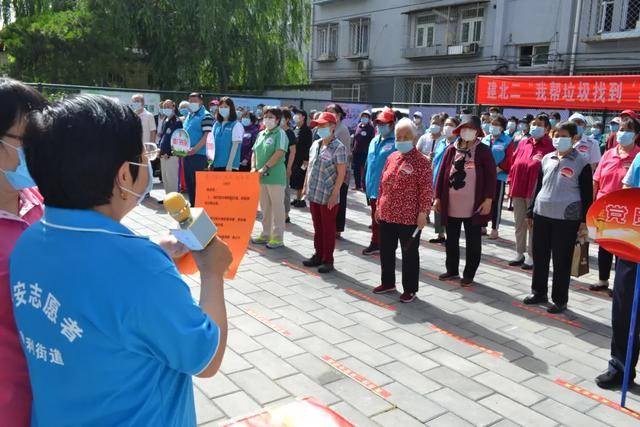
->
<box><xmin>124</xmin><ymin>183</ymin><xmax>638</xmax><ymax>426</ymax></box>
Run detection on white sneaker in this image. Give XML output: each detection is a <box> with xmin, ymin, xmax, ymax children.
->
<box><xmin>488</xmin><ymin>229</ymin><xmax>499</xmax><ymax>240</ymax></box>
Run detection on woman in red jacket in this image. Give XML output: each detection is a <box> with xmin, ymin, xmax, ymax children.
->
<box><xmin>434</xmin><ymin>116</ymin><xmax>497</xmax><ymax>286</ymax></box>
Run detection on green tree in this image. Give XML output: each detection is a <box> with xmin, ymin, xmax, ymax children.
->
<box><xmin>1</xmin><ymin>0</ymin><xmax>310</xmax><ymax>91</ymax></box>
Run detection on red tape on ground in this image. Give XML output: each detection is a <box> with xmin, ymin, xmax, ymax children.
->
<box><xmin>281</xmin><ymin>260</ymin><xmax>321</xmax><ymax>278</ymax></box>
<box><xmin>242</xmin><ymin>308</ymin><xmax>291</xmax><ymax>337</ymax></box>
<box><xmin>512</xmin><ymin>302</ymin><xmax>583</xmax><ymax>328</ymax></box>
<box><xmin>555</xmin><ymin>379</ymin><xmax>640</xmax><ymax>420</ymax></box>
<box><xmin>345</xmin><ymin>288</ymin><xmax>396</xmax><ymax>311</ymax></box>
<box><xmin>430</xmin><ymin>325</ymin><xmax>502</xmax><ymax>358</ymax></box>
<box><xmin>322</xmin><ymin>355</ymin><xmax>391</xmax><ymax>399</ymax></box>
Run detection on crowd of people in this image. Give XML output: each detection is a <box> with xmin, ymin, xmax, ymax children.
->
<box><xmin>2</xmin><ymin>75</ymin><xmax>640</xmax><ymax>425</ymax></box>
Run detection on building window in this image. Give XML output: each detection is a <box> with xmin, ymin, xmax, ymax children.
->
<box><xmin>349</xmin><ymin>18</ymin><xmax>369</xmax><ymax>57</ymax></box>
<box><xmin>460</xmin><ymin>7</ymin><xmax>484</xmax><ymax>44</ymax></box>
<box><xmin>316</xmin><ymin>23</ymin><xmax>338</xmax><ymax>59</ymax></box>
<box><xmin>455</xmin><ymin>80</ymin><xmax>475</xmax><ymax>105</ymax></box>
<box><xmin>415</xmin><ymin>15</ymin><xmax>436</xmax><ymax>48</ymax></box>
<box><xmin>518</xmin><ymin>44</ymin><xmax>550</xmax><ymax>67</ymax></box>
<box><xmin>624</xmin><ymin>0</ymin><xmax>640</xmax><ymax>30</ymax></box>
<box><xmin>332</xmin><ymin>83</ymin><xmax>365</xmax><ymax>102</ymax></box>
<box><xmin>412</xmin><ymin>80</ymin><xmax>432</xmax><ymax>104</ymax></box>
<box><xmin>597</xmin><ymin>0</ymin><xmax>615</xmax><ymax>33</ymax></box>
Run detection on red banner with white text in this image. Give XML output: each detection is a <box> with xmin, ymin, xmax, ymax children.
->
<box><xmin>476</xmin><ymin>75</ymin><xmax>640</xmax><ymax>110</ymax></box>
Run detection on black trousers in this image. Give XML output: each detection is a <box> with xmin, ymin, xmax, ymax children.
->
<box><xmin>491</xmin><ymin>180</ymin><xmax>506</xmax><ymax>230</ymax></box>
<box><xmin>609</xmin><ymin>259</ymin><xmax>640</xmax><ymax>376</ymax></box>
<box><xmin>336</xmin><ymin>183</ymin><xmax>348</xmax><ymax>233</ymax></box>
<box><xmin>598</xmin><ymin>246</ymin><xmax>615</xmax><ymax>281</ymax></box>
<box><xmin>379</xmin><ymin>221</ymin><xmax>421</xmax><ymax>293</ymax></box>
<box><xmin>183</xmin><ymin>154</ymin><xmax>208</xmax><ymax>207</ymax></box>
<box><xmin>445</xmin><ymin>217</ymin><xmax>482</xmax><ymax>280</ymax></box>
<box><xmin>531</xmin><ymin>215</ymin><xmax>580</xmax><ymax>307</ymax></box>
<box><xmin>352</xmin><ymin>152</ymin><xmax>367</xmax><ymax>189</ymax></box>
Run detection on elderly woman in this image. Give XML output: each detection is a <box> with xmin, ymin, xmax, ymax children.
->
<box><xmin>434</xmin><ymin>116</ymin><xmax>497</xmax><ymax>286</ymax></box>
<box><xmin>372</xmin><ymin>118</ymin><xmax>432</xmax><ymax>303</ymax></box>
<box><xmin>0</xmin><ymin>78</ymin><xmax>47</xmax><ymax>426</ymax></box>
<box><xmin>13</xmin><ymin>94</ymin><xmax>231</xmax><ymax>424</ymax></box>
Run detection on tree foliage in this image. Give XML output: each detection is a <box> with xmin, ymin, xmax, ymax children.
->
<box><xmin>1</xmin><ymin>0</ymin><xmax>310</xmax><ymax>91</ymax></box>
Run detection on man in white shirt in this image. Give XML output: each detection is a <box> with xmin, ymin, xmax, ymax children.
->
<box><xmin>131</xmin><ymin>94</ymin><xmax>157</xmax><ymax>144</ymax></box>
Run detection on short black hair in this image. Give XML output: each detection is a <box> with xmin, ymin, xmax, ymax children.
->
<box><xmin>460</xmin><ymin>108</ymin><xmax>472</xmax><ymax>115</ymax></box>
<box><xmin>535</xmin><ymin>113</ymin><xmax>551</xmax><ymax>129</ymax></box>
<box><xmin>264</xmin><ymin>106</ymin><xmax>283</xmax><ymax>121</ymax></box>
<box><xmin>550</xmin><ymin>111</ymin><xmax>562</xmax><ymax>120</ymax></box>
<box><xmin>488</xmin><ymin>106</ymin><xmax>501</xmax><ymax>114</ymax></box>
<box><xmin>280</xmin><ymin>108</ymin><xmax>292</xmax><ymax>121</ymax></box>
<box><xmin>491</xmin><ymin>114</ymin><xmax>508</xmax><ymax>129</ymax></box>
<box><xmin>508</xmin><ymin>116</ymin><xmax>518</xmax><ymax>123</ymax></box>
<box><xmin>556</xmin><ymin>120</ymin><xmax>578</xmax><ymax>137</ymax></box>
<box><xmin>189</xmin><ymin>92</ymin><xmax>204</xmax><ymax>100</ymax></box>
<box><xmin>217</xmin><ymin>96</ymin><xmax>238</xmax><ymax>122</ymax></box>
<box><xmin>521</xmin><ymin>114</ymin><xmax>535</xmax><ymax>124</ymax></box>
<box><xmin>430</xmin><ymin>114</ymin><xmax>445</xmax><ymax>124</ymax></box>
<box><xmin>326</xmin><ymin>103</ymin><xmax>345</xmax><ymax>120</ymax></box>
<box><xmin>0</xmin><ymin>78</ymin><xmax>47</xmax><ymax>137</ymax></box>
<box><xmin>24</xmin><ymin>95</ymin><xmax>143</xmax><ymax>209</ymax></box>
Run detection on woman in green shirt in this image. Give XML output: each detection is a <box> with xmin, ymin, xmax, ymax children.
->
<box><xmin>250</xmin><ymin>107</ymin><xmax>289</xmax><ymax>249</ymax></box>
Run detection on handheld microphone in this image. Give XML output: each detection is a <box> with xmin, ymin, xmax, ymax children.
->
<box><xmin>164</xmin><ymin>192</ymin><xmax>218</xmax><ymax>251</ymax></box>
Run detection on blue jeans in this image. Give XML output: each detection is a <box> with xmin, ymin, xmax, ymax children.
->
<box><xmin>183</xmin><ymin>154</ymin><xmax>208</xmax><ymax>207</ymax></box>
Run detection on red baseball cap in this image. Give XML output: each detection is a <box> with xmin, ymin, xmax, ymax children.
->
<box><xmin>374</xmin><ymin>107</ymin><xmax>395</xmax><ymax>125</ymax></box>
<box><xmin>310</xmin><ymin>112</ymin><xmax>337</xmax><ymax>128</ymax></box>
<box><xmin>621</xmin><ymin>110</ymin><xmax>639</xmax><ymax>121</ymax></box>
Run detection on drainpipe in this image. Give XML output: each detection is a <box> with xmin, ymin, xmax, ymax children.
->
<box><xmin>569</xmin><ymin>0</ymin><xmax>583</xmax><ymax>76</ymax></box>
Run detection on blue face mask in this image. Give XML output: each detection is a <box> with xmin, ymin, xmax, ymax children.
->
<box><xmin>317</xmin><ymin>127</ymin><xmax>332</xmax><ymax>139</ymax></box>
<box><xmin>553</xmin><ymin>137</ymin><xmax>573</xmax><ymax>153</ymax></box>
<box><xmin>530</xmin><ymin>126</ymin><xmax>545</xmax><ymax>139</ymax></box>
<box><xmin>517</xmin><ymin>123</ymin><xmax>527</xmax><ymax>132</ymax></box>
<box><xmin>241</xmin><ymin>118</ymin><xmax>251</xmax><ymax>127</ymax></box>
<box><xmin>591</xmin><ymin>127</ymin><xmax>601</xmax><ymax>136</ymax></box>
<box><xmin>219</xmin><ymin>107</ymin><xmax>230</xmax><ymax>118</ymax></box>
<box><xmin>119</xmin><ymin>159</ymin><xmax>153</xmax><ymax>205</ymax></box>
<box><xmin>482</xmin><ymin>123</ymin><xmax>491</xmax><ymax>133</ymax></box>
<box><xmin>583</xmin><ymin>127</ymin><xmax>593</xmax><ymax>136</ymax></box>
<box><xmin>395</xmin><ymin>140</ymin><xmax>413</xmax><ymax>153</ymax></box>
<box><xmin>489</xmin><ymin>125</ymin><xmax>502</xmax><ymax>136</ymax></box>
<box><xmin>179</xmin><ymin>108</ymin><xmax>189</xmax><ymax>116</ymax></box>
<box><xmin>255</xmin><ymin>110</ymin><xmax>263</xmax><ymax>118</ymax></box>
<box><xmin>377</xmin><ymin>124</ymin><xmax>390</xmax><ymax>137</ymax></box>
<box><xmin>361</xmin><ymin>117</ymin><xmax>370</xmax><ymax>124</ymax></box>
<box><xmin>617</xmin><ymin>131</ymin><xmax>636</xmax><ymax>147</ymax></box>
<box><xmin>189</xmin><ymin>102</ymin><xmax>200</xmax><ymax>113</ymax></box>
<box><xmin>131</xmin><ymin>102</ymin><xmax>142</xmax><ymax>111</ymax></box>
<box><xmin>610</xmin><ymin>123</ymin><xmax>620</xmax><ymax>133</ymax></box>
<box><xmin>160</xmin><ymin>108</ymin><xmax>174</xmax><ymax>117</ymax></box>
<box><xmin>549</xmin><ymin>118</ymin><xmax>557</xmax><ymax>127</ymax></box>
<box><xmin>0</xmin><ymin>140</ymin><xmax>36</xmax><ymax>190</ymax></box>
<box><xmin>506</xmin><ymin>122</ymin><xmax>516</xmax><ymax>131</ymax></box>
<box><xmin>576</xmin><ymin>125</ymin><xmax>584</xmax><ymax>136</ymax></box>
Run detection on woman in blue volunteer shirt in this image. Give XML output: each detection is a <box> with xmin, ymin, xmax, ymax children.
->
<box><xmin>482</xmin><ymin>114</ymin><xmax>514</xmax><ymax>240</ymax></box>
<box><xmin>12</xmin><ymin>95</ymin><xmax>231</xmax><ymax>426</ymax></box>
<box><xmin>211</xmin><ymin>96</ymin><xmax>244</xmax><ymax>172</ymax></box>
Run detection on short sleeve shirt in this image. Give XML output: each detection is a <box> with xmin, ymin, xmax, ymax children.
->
<box><xmin>306</xmin><ymin>139</ymin><xmax>347</xmax><ymax>205</ymax></box>
<box><xmin>623</xmin><ymin>154</ymin><xmax>640</xmax><ymax>188</ymax></box>
<box><xmin>138</xmin><ymin>110</ymin><xmax>156</xmax><ymax>143</ymax></box>
<box><xmin>416</xmin><ymin>133</ymin><xmax>437</xmax><ymax>156</ymax></box>
<box><xmin>253</xmin><ymin>128</ymin><xmax>289</xmax><ymax>186</ymax></box>
<box><xmin>593</xmin><ymin>145</ymin><xmax>640</xmax><ymax>199</ymax></box>
<box><xmin>574</xmin><ymin>136</ymin><xmax>602</xmax><ymax>165</ymax></box>
<box><xmin>10</xmin><ymin>208</ymin><xmax>219</xmax><ymax>426</ymax></box>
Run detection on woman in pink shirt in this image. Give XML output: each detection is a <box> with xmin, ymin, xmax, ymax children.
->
<box><xmin>0</xmin><ymin>78</ymin><xmax>47</xmax><ymax>426</ymax></box>
<box><xmin>591</xmin><ymin>118</ymin><xmax>640</xmax><ymax>293</ymax></box>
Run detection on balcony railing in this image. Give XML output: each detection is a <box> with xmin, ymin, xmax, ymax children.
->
<box><xmin>403</xmin><ymin>43</ymin><xmax>480</xmax><ymax>59</ymax></box>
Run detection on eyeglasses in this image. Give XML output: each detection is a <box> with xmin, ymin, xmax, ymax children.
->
<box><xmin>134</xmin><ymin>142</ymin><xmax>160</xmax><ymax>163</ymax></box>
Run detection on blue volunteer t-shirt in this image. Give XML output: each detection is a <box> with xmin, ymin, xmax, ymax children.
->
<box><xmin>10</xmin><ymin>208</ymin><xmax>219</xmax><ymax>427</ymax></box>
<box><xmin>365</xmin><ymin>134</ymin><xmax>396</xmax><ymax>199</ymax></box>
<box><xmin>624</xmin><ymin>154</ymin><xmax>640</xmax><ymax>188</ymax></box>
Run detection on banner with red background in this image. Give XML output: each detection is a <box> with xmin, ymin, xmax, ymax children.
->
<box><xmin>476</xmin><ymin>75</ymin><xmax>640</xmax><ymax>110</ymax></box>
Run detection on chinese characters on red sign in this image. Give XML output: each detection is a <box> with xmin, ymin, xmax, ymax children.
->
<box><xmin>476</xmin><ymin>75</ymin><xmax>640</xmax><ymax>110</ymax></box>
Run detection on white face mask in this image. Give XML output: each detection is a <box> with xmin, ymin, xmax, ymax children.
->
<box><xmin>442</xmin><ymin>125</ymin><xmax>454</xmax><ymax>137</ymax></box>
<box><xmin>264</xmin><ymin>118</ymin><xmax>277</xmax><ymax>130</ymax></box>
<box><xmin>460</xmin><ymin>128</ymin><xmax>477</xmax><ymax>142</ymax></box>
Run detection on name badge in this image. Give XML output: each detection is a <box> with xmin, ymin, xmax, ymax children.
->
<box><xmin>577</xmin><ymin>145</ymin><xmax>589</xmax><ymax>153</ymax></box>
<box><xmin>382</xmin><ymin>143</ymin><xmax>394</xmax><ymax>152</ymax></box>
<box><xmin>560</xmin><ymin>167</ymin><xmax>575</xmax><ymax>178</ymax></box>
<box><xmin>494</xmin><ymin>144</ymin><xmax>505</xmax><ymax>151</ymax></box>
<box><xmin>265</xmin><ymin>138</ymin><xmax>274</xmax><ymax>146</ymax></box>
<box><xmin>464</xmin><ymin>161</ymin><xmax>475</xmax><ymax>170</ymax></box>
<box><xmin>400</xmin><ymin>163</ymin><xmax>414</xmax><ymax>174</ymax></box>
<box><xmin>360</xmin><ymin>131</ymin><xmax>368</xmax><ymax>136</ymax></box>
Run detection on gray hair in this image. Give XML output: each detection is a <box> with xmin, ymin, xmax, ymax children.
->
<box><xmin>395</xmin><ymin>117</ymin><xmax>418</xmax><ymax>137</ymax></box>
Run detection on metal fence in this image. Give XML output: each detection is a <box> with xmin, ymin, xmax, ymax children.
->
<box><xmin>392</xmin><ymin>75</ymin><xmax>477</xmax><ymax>106</ymax></box>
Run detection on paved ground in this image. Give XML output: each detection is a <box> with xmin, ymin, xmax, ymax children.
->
<box><xmin>123</xmin><ymin>182</ymin><xmax>639</xmax><ymax>426</ymax></box>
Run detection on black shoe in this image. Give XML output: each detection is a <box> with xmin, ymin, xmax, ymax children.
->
<box><xmin>303</xmin><ymin>255</ymin><xmax>322</xmax><ymax>267</ymax></box>
<box><xmin>596</xmin><ymin>369</ymin><xmax>627</xmax><ymax>390</ymax></box>
<box><xmin>318</xmin><ymin>263</ymin><xmax>334</xmax><ymax>274</ymax></box>
<box><xmin>547</xmin><ymin>303</ymin><xmax>567</xmax><ymax>314</ymax></box>
<box><xmin>285</xmin><ymin>217</ymin><xmax>291</xmax><ymax>224</ymax></box>
<box><xmin>460</xmin><ymin>277</ymin><xmax>474</xmax><ymax>287</ymax></box>
<box><xmin>296</xmin><ymin>200</ymin><xmax>307</xmax><ymax>208</ymax></box>
<box><xmin>523</xmin><ymin>294</ymin><xmax>548</xmax><ymax>305</ymax></box>
<box><xmin>429</xmin><ymin>237</ymin><xmax>446</xmax><ymax>244</ymax></box>
<box><xmin>438</xmin><ymin>272</ymin><xmax>459</xmax><ymax>281</ymax></box>
<box><xmin>508</xmin><ymin>256</ymin><xmax>525</xmax><ymax>266</ymax></box>
<box><xmin>521</xmin><ymin>263</ymin><xmax>533</xmax><ymax>271</ymax></box>
<box><xmin>157</xmin><ymin>198</ymin><xmax>164</xmax><ymax>204</ymax></box>
<box><xmin>608</xmin><ymin>289</ymin><xmax>613</xmax><ymax>298</ymax></box>
<box><xmin>362</xmin><ymin>244</ymin><xmax>380</xmax><ymax>256</ymax></box>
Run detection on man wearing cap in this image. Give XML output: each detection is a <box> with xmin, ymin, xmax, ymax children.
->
<box><xmin>302</xmin><ymin>112</ymin><xmax>347</xmax><ymax>273</ymax></box>
<box><xmin>363</xmin><ymin>107</ymin><xmax>397</xmax><ymax>256</ymax></box>
<box><xmin>569</xmin><ymin>113</ymin><xmax>601</xmax><ymax>171</ymax></box>
<box><xmin>413</xmin><ymin>111</ymin><xmax>426</xmax><ymax>135</ymax></box>
<box><xmin>605</xmin><ymin>110</ymin><xmax>640</xmax><ymax>151</ymax></box>
<box><xmin>352</xmin><ymin>110</ymin><xmax>375</xmax><ymax>191</ymax></box>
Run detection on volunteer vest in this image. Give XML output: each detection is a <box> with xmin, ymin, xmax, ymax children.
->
<box><xmin>213</xmin><ymin>121</ymin><xmax>241</xmax><ymax>169</ymax></box>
